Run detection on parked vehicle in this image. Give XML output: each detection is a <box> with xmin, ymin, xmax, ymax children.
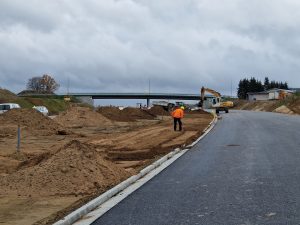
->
<box><xmin>33</xmin><ymin>106</ymin><xmax>49</xmax><ymax>116</ymax></box>
<box><xmin>0</xmin><ymin>103</ymin><xmax>21</xmax><ymax>114</ymax></box>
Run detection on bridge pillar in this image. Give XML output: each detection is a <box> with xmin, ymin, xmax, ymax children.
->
<box><xmin>147</xmin><ymin>99</ymin><xmax>150</xmax><ymax>108</ymax></box>
<box><xmin>77</xmin><ymin>96</ymin><xmax>94</xmax><ymax>106</ymax></box>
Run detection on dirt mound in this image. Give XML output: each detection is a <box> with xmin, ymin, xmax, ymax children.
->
<box><xmin>54</xmin><ymin>107</ymin><xmax>112</xmax><ymax>128</ymax></box>
<box><xmin>122</xmin><ymin>107</ymin><xmax>155</xmax><ymax>120</ymax></box>
<box><xmin>186</xmin><ymin>109</ymin><xmax>210</xmax><ymax>114</ymax></box>
<box><xmin>0</xmin><ymin>109</ymin><xmax>65</xmax><ymax>135</ymax></box>
<box><xmin>0</xmin><ymin>140</ymin><xmax>131</xmax><ymax>196</ymax></box>
<box><xmin>97</xmin><ymin>106</ymin><xmax>133</xmax><ymax>122</ymax></box>
<box><xmin>0</xmin><ymin>125</ymin><xmax>17</xmax><ymax>138</ymax></box>
<box><xmin>97</xmin><ymin>106</ymin><xmax>155</xmax><ymax>121</ymax></box>
<box><xmin>273</xmin><ymin>105</ymin><xmax>294</xmax><ymax>114</ymax></box>
<box><xmin>147</xmin><ymin>106</ymin><xmax>170</xmax><ymax>116</ymax></box>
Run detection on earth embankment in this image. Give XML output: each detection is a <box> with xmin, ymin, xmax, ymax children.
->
<box><xmin>233</xmin><ymin>95</ymin><xmax>300</xmax><ymax>115</ymax></box>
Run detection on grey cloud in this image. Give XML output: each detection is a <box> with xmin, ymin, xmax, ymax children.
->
<box><xmin>0</xmin><ymin>0</ymin><xmax>300</xmax><ymax>97</ymax></box>
<box><xmin>0</xmin><ymin>0</ymin><xmax>63</xmax><ymax>32</ymax></box>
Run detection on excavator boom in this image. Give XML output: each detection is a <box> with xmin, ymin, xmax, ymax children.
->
<box><xmin>201</xmin><ymin>87</ymin><xmax>221</xmax><ymax>98</ymax></box>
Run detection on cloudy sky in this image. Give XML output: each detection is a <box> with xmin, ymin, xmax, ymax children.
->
<box><xmin>1</xmin><ymin>0</ymin><xmax>300</xmax><ymax>96</ymax></box>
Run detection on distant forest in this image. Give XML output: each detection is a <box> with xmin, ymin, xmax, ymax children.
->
<box><xmin>237</xmin><ymin>77</ymin><xmax>289</xmax><ymax>99</ymax></box>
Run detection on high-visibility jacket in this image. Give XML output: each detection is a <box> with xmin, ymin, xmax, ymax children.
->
<box><xmin>172</xmin><ymin>108</ymin><xmax>184</xmax><ymax>118</ymax></box>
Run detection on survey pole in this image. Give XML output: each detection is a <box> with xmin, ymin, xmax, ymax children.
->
<box><xmin>17</xmin><ymin>125</ymin><xmax>20</xmax><ymax>152</ymax></box>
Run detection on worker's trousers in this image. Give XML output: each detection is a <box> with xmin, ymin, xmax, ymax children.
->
<box><xmin>173</xmin><ymin>118</ymin><xmax>182</xmax><ymax>131</ymax></box>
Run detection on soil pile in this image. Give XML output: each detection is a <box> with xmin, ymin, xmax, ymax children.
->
<box><xmin>98</xmin><ymin>107</ymin><xmax>156</xmax><ymax>121</ymax></box>
<box><xmin>0</xmin><ymin>140</ymin><xmax>131</xmax><ymax>196</ymax></box>
<box><xmin>0</xmin><ymin>109</ymin><xmax>65</xmax><ymax>135</ymax></box>
<box><xmin>54</xmin><ymin>107</ymin><xmax>112</xmax><ymax>127</ymax></box>
<box><xmin>147</xmin><ymin>106</ymin><xmax>170</xmax><ymax>116</ymax></box>
<box><xmin>0</xmin><ymin>125</ymin><xmax>17</xmax><ymax>138</ymax></box>
<box><xmin>97</xmin><ymin>106</ymin><xmax>134</xmax><ymax>122</ymax></box>
<box><xmin>273</xmin><ymin>105</ymin><xmax>294</xmax><ymax>114</ymax></box>
<box><xmin>122</xmin><ymin>107</ymin><xmax>155</xmax><ymax>120</ymax></box>
<box><xmin>186</xmin><ymin>109</ymin><xmax>210</xmax><ymax>114</ymax></box>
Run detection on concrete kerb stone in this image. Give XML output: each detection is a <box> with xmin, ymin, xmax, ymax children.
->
<box><xmin>53</xmin><ymin>114</ymin><xmax>217</xmax><ymax>225</ymax></box>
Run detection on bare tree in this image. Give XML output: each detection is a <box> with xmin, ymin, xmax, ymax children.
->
<box><xmin>26</xmin><ymin>76</ymin><xmax>43</xmax><ymax>92</ymax></box>
<box><xmin>26</xmin><ymin>74</ymin><xmax>60</xmax><ymax>93</ymax></box>
<box><xmin>40</xmin><ymin>74</ymin><xmax>60</xmax><ymax>93</ymax></box>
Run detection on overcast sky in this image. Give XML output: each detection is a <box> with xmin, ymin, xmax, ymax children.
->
<box><xmin>1</xmin><ymin>0</ymin><xmax>300</xmax><ymax>96</ymax></box>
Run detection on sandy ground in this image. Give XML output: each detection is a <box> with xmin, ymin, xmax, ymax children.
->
<box><xmin>0</xmin><ymin>106</ymin><xmax>213</xmax><ymax>225</ymax></box>
<box><xmin>0</xmin><ymin>196</ymin><xmax>80</xmax><ymax>225</ymax></box>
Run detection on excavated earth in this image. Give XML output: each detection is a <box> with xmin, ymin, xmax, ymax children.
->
<box><xmin>0</xmin><ymin>106</ymin><xmax>213</xmax><ymax>225</ymax></box>
<box><xmin>0</xmin><ymin>140</ymin><xmax>131</xmax><ymax>197</ymax></box>
<box><xmin>0</xmin><ymin>108</ymin><xmax>67</xmax><ymax>136</ymax></box>
<box><xmin>54</xmin><ymin>107</ymin><xmax>112</xmax><ymax>128</ymax></box>
<box><xmin>97</xmin><ymin>106</ymin><xmax>157</xmax><ymax>121</ymax></box>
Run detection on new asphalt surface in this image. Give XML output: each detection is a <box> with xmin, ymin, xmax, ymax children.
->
<box><xmin>92</xmin><ymin>111</ymin><xmax>300</xmax><ymax>225</ymax></box>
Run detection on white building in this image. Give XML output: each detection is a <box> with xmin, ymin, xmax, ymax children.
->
<box><xmin>247</xmin><ymin>88</ymin><xmax>295</xmax><ymax>101</ymax></box>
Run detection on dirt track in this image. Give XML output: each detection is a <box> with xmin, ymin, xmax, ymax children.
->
<box><xmin>0</xmin><ymin>106</ymin><xmax>213</xmax><ymax>225</ymax></box>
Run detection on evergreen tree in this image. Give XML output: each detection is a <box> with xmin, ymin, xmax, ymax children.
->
<box><xmin>270</xmin><ymin>81</ymin><xmax>276</xmax><ymax>89</ymax></box>
<box><xmin>237</xmin><ymin>78</ymin><xmax>250</xmax><ymax>99</ymax></box>
<box><xmin>257</xmin><ymin>80</ymin><xmax>264</xmax><ymax>92</ymax></box>
<box><xmin>264</xmin><ymin>77</ymin><xmax>270</xmax><ymax>90</ymax></box>
<box><xmin>249</xmin><ymin>77</ymin><xmax>257</xmax><ymax>93</ymax></box>
<box><xmin>237</xmin><ymin>77</ymin><xmax>289</xmax><ymax>99</ymax></box>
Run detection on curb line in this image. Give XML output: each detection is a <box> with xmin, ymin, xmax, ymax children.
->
<box><xmin>54</xmin><ymin>114</ymin><xmax>218</xmax><ymax>225</ymax></box>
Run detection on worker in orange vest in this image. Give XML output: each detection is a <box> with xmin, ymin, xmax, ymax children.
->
<box><xmin>171</xmin><ymin>106</ymin><xmax>184</xmax><ymax>131</ymax></box>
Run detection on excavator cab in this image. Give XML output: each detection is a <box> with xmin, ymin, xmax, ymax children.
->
<box><xmin>212</xmin><ymin>98</ymin><xmax>217</xmax><ymax>105</ymax></box>
<box><xmin>212</xmin><ymin>97</ymin><xmax>221</xmax><ymax>105</ymax></box>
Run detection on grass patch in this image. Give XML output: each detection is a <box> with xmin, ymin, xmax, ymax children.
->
<box><xmin>0</xmin><ymin>89</ymin><xmax>71</xmax><ymax>114</ymax></box>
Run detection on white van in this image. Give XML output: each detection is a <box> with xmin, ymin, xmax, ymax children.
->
<box><xmin>0</xmin><ymin>103</ymin><xmax>21</xmax><ymax>114</ymax></box>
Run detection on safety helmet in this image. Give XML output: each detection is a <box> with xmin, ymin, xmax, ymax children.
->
<box><xmin>180</xmin><ymin>106</ymin><xmax>185</xmax><ymax>110</ymax></box>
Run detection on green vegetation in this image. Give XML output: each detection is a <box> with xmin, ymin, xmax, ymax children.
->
<box><xmin>0</xmin><ymin>89</ymin><xmax>71</xmax><ymax>114</ymax></box>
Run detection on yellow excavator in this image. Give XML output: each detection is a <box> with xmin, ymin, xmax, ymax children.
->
<box><xmin>200</xmin><ymin>87</ymin><xmax>234</xmax><ymax>114</ymax></box>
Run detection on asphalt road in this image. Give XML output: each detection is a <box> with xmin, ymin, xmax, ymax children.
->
<box><xmin>92</xmin><ymin>111</ymin><xmax>300</xmax><ymax>225</ymax></box>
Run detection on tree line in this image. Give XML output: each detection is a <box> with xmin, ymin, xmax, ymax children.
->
<box><xmin>237</xmin><ymin>77</ymin><xmax>289</xmax><ymax>99</ymax></box>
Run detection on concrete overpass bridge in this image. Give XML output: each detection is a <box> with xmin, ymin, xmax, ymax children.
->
<box><xmin>68</xmin><ymin>92</ymin><xmax>201</xmax><ymax>107</ymax></box>
<box><xmin>19</xmin><ymin>92</ymin><xmax>203</xmax><ymax>107</ymax></box>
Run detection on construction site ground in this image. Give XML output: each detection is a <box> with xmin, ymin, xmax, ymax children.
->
<box><xmin>0</xmin><ymin>106</ymin><xmax>213</xmax><ymax>225</ymax></box>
